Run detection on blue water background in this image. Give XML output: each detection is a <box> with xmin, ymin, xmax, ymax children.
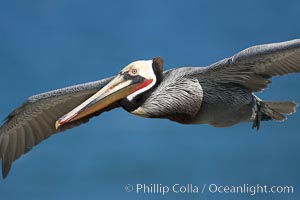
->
<box><xmin>0</xmin><ymin>0</ymin><xmax>299</xmax><ymax>199</ymax></box>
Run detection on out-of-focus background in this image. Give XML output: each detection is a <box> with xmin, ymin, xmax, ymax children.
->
<box><xmin>0</xmin><ymin>0</ymin><xmax>299</xmax><ymax>199</ymax></box>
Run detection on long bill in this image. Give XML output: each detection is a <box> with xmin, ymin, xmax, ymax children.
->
<box><xmin>55</xmin><ymin>74</ymin><xmax>139</xmax><ymax>129</ymax></box>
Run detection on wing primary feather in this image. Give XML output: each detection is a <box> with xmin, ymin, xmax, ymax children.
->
<box><xmin>2</xmin><ymin>131</ymin><xmax>17</xmax><ymax>179</ymax></box>
<box><xmin>201</xmin><ymin>39</ymin><xmax>300</xmax><ymax>92</ymax></box>
<box><xmin>0</xmin><ymin>77</ymin><xmax>118</xmax><ymax>178</ymax></box>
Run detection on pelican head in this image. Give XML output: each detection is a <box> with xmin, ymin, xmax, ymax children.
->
<box><xmin>55</xmin><ymin>57</ymin><xmax>163</xmax><ymax>128</ymax></box>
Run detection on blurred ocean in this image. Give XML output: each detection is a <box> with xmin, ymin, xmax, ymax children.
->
<box><xmin>0</xmin><ymin>0</ymin><xmax>299</xmax><ymax>199</ymax></box>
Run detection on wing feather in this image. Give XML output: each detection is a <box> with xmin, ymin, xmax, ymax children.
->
<box><xmin>0</xmin><ymin>76</ymin><xmax>117</xmax><ymax>178</ymax></box>
<box><xmin>201</xmin><ymin>39</ymin><xmax>300</xmax><ymax>92</ymax></box>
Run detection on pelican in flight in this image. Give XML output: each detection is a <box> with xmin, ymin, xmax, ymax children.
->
<box><xmin>1</xmin><ymin>39</ymin><xmax>300</xmax><ymax>179</ymax></box>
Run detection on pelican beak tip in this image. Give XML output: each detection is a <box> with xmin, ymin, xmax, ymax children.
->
<box><xmin>55</xmin><ymin>121</ymin><xmax>61</xmax><ymax>129</ymax></box>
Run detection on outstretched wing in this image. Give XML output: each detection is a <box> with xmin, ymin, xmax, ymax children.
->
<box><xmin>0</xmin><ymin>76</ymin><xmax>118</xmax><ymax>178</ymax></box>
<box><xmin>202</xmin><ymin>39</ymin><xmax>300</xmax><ymax>92</ymax></box>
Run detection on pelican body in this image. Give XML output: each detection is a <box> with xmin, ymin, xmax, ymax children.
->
<box><xmin>1</xmin><ymin>39</ymin><xmax>300</xmax><ymax>179</ymax></box>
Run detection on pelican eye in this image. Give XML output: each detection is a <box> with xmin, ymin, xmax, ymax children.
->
<box><xmin>131</xmin><ymin>68</ymin><xmax>138</xmax><ymax>75</ymax></box>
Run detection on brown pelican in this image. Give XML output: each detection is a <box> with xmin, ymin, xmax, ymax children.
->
<box><xmin>1</xmin><ymin>39</ymin><xmax>300</xmax><ymax>179</ymax></box>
